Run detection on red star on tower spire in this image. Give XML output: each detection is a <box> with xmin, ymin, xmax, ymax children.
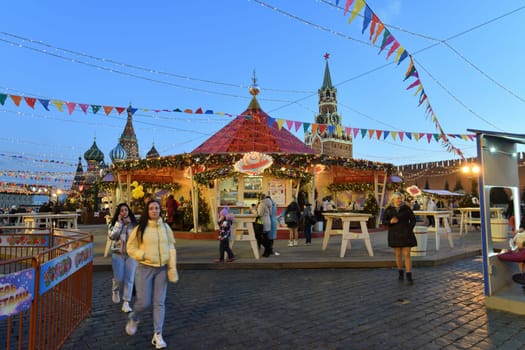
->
<box><xmin>324</xmin><ymin>52</ymin><xmax>330</xmax><ymax>60</ymax></box>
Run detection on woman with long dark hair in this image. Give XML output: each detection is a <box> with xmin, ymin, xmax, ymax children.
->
<box><xmin>108</xmin><ymin>203</ymin><xmax>138</xmax><ymax>313</ymax></box>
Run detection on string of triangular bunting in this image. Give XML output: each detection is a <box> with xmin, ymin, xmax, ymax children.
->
<box><xmin>336</xmin><ymin>0</ymin><xmax>465</xmax><ymax>159</ymax></box>
<box><xmin>0</xmin><ymin>91</ymin><xmax>474</xmax><ymax>144</ymax></box>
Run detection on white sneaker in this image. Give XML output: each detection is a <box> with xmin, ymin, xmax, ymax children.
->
<box><xmin>272</xmin><ymin>251</ymin><xmax>280</xmax><ymax>256</ymax></box>
<box><xmin>293</xmin><ymin>240</ymin><xmax>298</xmax><ymax>246</ymax></box>
<box><xmin>288</xmin><ymin>240</ymin><xmax>293</xmax><ymax>247</ymax></box>
<box><xmin>152</xmin><ymin>332</ymin><xmax>167</xmax><ymax>349</ymax></box>
<box><xmin>125</xmin><ymin>318</ymin><xmax>139</xmax><ymax>336</ymax></box>
<box><xmin>121</xmin><ymin>301</ymin><xmax>132</xmax><ymax>313</ymax></box>
<box><xmin>112</xmin><ymin>290</ymin><xmax>120</xmax><ymax>304</ymax></box>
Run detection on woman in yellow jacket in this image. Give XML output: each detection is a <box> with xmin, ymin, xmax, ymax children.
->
<box><xmin>125</xmin><ymin>199</ymin><xmax>176</xmax><ymax>349</ymax></box>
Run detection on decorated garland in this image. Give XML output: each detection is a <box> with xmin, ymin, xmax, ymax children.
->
<box><xmin>327</xmin><ymin>182</ymin><xmax>399</xmax><ymax>193</ymax></box>
<box><xmin>111</xmin><ymin>152</ymin><xmax>395</xmax><ymax>174</ymax></box>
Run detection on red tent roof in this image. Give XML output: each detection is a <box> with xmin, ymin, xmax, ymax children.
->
<box><xmin>192</xmin><ymin>97</ymin><xmax>315</xmax><ymax>154</ymax></box>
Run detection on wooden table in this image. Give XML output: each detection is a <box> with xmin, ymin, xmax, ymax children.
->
<box><xmin>458</xmin><ymin>207</ymin><xmax>504</xmax><ymax>236</ymax></box>
<box><xmin>231</xmin><ymin>214</ymin><xmax>259</xmax><ymax>259</ymax></box>
<box><xmin>321</xmin><ymin>212</ymin><xmax>373</xmax><ymax>258</ymax></box>
<box><xmin>413</xmin><ymin>210</ymin><xmax>454</xmax><ymax>250</ymax></box>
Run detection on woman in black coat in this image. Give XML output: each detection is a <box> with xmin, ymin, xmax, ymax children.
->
<box><xmin>382</xmin><ymin>192</ymin><xmax>417</xmax><ymax>284</ymax></box>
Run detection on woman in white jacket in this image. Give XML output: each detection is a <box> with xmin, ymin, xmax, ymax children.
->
<box><xmin>125</xmin><ymin>199</ymin><xmax>176</xmax><ymax>349</ymax></box>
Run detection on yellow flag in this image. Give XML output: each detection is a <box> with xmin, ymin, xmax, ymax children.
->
<box><xmin>348</xmin><ymin>0</ymin><xmax>365</xmax><ymax>24</ymax></box>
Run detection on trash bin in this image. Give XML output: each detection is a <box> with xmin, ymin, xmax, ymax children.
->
<box><xmin>411</xmin><ymin>226</ymin><xmax>428</xmax><ymax>256</ymax></box>
<box><xmin>491</xmin><ymin>218</ymin><xmax>508</xmax><ymax>242</ymax></box>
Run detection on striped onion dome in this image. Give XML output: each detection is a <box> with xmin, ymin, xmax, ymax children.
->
<box><xmin>110</xmin><ymin>143</ymin><xmax>128</xmax><ymax>162</ymax></box>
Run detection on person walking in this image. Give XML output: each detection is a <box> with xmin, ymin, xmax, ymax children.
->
<box><xmin>426</xmin><ymin>197</ymin><xmax>436</xmax><ymax>227</ymax></box>
<box><xmin>126</xmin><ymin>199</ymin><xmax>176</xmax><ymax>349</ymax></box>
<box><xmin>107</xmin><ymin>203</ymin><xmax>138</xmax><ymax>313</ymax></box>
<box><xmin>382</xmin><ymin>192</ymin><xmax>417</xmax><ymax>284</ymax></box>
<box><xmin>257</xmin><ymin>194</ymin><xmax>272</xmax><ymax>257</ymax></box>
<box><xmin>284</xmin><ymin>196</ymin><xmax>301</xmax><ymax>247</ymax></box>
<box><xmin>215</xmin><ymin>207</ymin><xmax>235</xmax><ymax>263</ymax></box>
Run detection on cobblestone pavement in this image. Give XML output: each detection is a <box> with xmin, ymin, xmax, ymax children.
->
<box><xmin>62</xmin><ymin>256</ymin><xmax>525</xmax><ymax>350</ymax></box>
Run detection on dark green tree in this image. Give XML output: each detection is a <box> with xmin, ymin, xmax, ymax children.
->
<box><xmin>183</xmin><ymin>188</ymin><xmax>210</xmax><ymax>231</ymax></box>
<box><xmin>453</xmin><ymin>178</ymin><xmax>463</xmax><ymax>192</ymax></box>
<box><xmin>444</xmin><ymin>180</ymin><xmax>450</xmax><ymax>191</ymax></box>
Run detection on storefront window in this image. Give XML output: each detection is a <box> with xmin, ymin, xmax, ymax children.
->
<box><xmin>220</xmin><ymin>177</ymin><xmax>238</xmax><ymax>206</ymax></box>
<box><xmin>243</xmin><ymin>176</ymin><xmax>262</xmax><ymax>205</ymax></box>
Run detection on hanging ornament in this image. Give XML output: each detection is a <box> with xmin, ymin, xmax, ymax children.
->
<box><xmin>234</xmin><ymin>152</ymin><xmax>273</xmax><ymax>176</ymax></box>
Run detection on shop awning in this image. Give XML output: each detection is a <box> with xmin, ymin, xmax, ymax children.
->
<box><xmin>422</xmin><ymin>189</ymin><xmax>465</xmax><ymax>196</ymax></box>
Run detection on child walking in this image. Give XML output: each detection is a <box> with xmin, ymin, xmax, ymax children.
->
<box><xmin>215</xmin><ymin>207</ymin><xmax>235</xmax><ymax>263</ymax></box>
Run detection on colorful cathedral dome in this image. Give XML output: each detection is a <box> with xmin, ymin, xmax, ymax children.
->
<box><xmin>110</xmin><ymin>143</ymin><xmax>128</xmax><ymax>162</ymax></box>
<box><xmin>84</xmin><ymin>138</ymin><xmax>105</xmax><ymax>163</ymax></box>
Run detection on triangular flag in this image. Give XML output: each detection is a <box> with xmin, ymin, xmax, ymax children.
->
<box><xmin>386</xmin><ymin>41</ymin><xmax>400</xmax><ymax>60</ymax></box>
<box><xmin>397</xmin><ymin>50</ymin><xmax>408</xmax><ymax>65</ymax></box>
<box><xmin>367</xmin><ymin>129</ymin><xmax>374</xmax><ymax>139</ymax></box>
<box><xmin>383</xmin><ymin>130</ymin><xmax>390</xmax><ymax>139</ymax></box>
<box><xmin>205</xmin><ymin>110</ymin><xmax>214</xmax><ymax>114</ymax></box>
<box><xmin>66</xmin><ymin>102</ymin><xmax>76</xmax><ymax>115</ymax></box>
<box><xmin>394</xmin><ymin>46</ymin><xmax>404</xmax><ymax>63</ymax></box>
<box><xmin>398</xmin><ymin>132</ymin><xmax>404</xmax><ymax>141</ymax></box>
<box><xmin>79</xmin><ymin>103</ymin><xmax>89</xmax><ymax>113</ymax></box>
<box><xmin>303</xmin><ymin>122</ymin><xmax>311</xmax><ymax>133</ymax></box>
<box><xmin>195</xmin><ymin>108</ymin><xmax>203</xmax><ymax>114</ymax></box>
<box><xmin>276</xmin><ymin>119</ymin><xmax>285</xmax><ymax>130</ymax></box>
<box><xmin>426</xmin><ymin>133</ymin><xmax>433</xmax><ymax>143</ymax></box>
<box><xmin>91</xmin><ymin>105</ymin><xmax>101</xmax><ymax>114</ymax></box>
<box><xmin>413</xmin><ymin>133</ymin><xmax>420</xmax><ymax>141</ymax></box>
<box><xmin>129</xmin><ymin>108</ymin><xmax>138</xmax><ymax>115</ymax></box>
<box><xmin>52</xmin><ymin>100</ymin><xmax>64</xmax><ymax>112</ymax></box>
<box><xmin>312</xmin><ymin>124</ymin><xmax>319</xmax><ymax>134</ymax></box>
<box><xmin>286</xmin><ymin>119</ymin><xmax>294</xmax><ymax>130</ymax></box>
<box><xmin>38</xmin><ymin>99</ymin><xmax>50</xmax><ymax>110</ymax></box>
<box><xmin>372</xmin><ymin>22</ymin><xmax>384</xmax><ymax>45</ymax></box>
<box><xmin>10</xmin><ymin>95</ymin><xmax>22</xmax><ymax>106</ymax></box>
<box><xmin>348</xmin><ymin>0</ymin><xmax>365</xmax><ymax>24</ymax></box>
<box><xmin>24</xmin><ymin>97</ymin><xmax>36</xmax><ymax>109</ymax></box>
<box><xmin>353</xmin><ymin>128</ymin><xmax>359</xmax><ymax>138</ymax></box>
<box><xmin>267</xmin><ymin>116</ymin><xmax>276</xmax><ymax>126</ymax></box>
<box><xmin>115</xmin><ymin>107</ymin><xmax>126</xmax><ymax>115</ymax></box>
<box><xmin>406</xmin><ymin>79</ymin><xmax>420</xmax><ymax>90</ymax></box>
<box><xmin>294</xmin><ymin>121</ymin><xmax>302</xmax><ymax>132</ymax></box>
<box><xmin>362</xmin><ymin>5</ymin><xmax>373</xmax><ymax>33</ymax></box>
<box><xmin>413</xmin><ymin>84</ymin><xmax>423</xmax><ymax>97</ymax></box>
<box><xmin>361</xmin><ymin>129</ymin><xmax>367</xmax><ymax>138</ymax></box>
<box><xmin>390</xmin><ymin>131</ymin><xmax>396</xmax><ymax>141</ymax></box>
<box><xmin>369</xmin><ymin>13</ymin><xmax>379</xmax><ymax>40</ymax></box>
<box><xmin>433</xmin><ymin>134</ymin><xmax>441</xmax><ymax>142</ymax></box>
<box><xmin>405</xmin><ymin>132</ymin><xmax>412</xmax><ymax>140</ymax></box>
<box><xmin>404</xmin><ymin>59</ymin><xmax>415</xmax><ymax>81</ymax></box>
<box><xmin>183</xmin><ymin>109</ymin><xmax>192</xmax><ymax>114</ymax></box>
<box><xmin>103</xmin><ymin>106</ymin><xmax>113</xmax><ymax>116</ymax></box>
<box><xmin>319</xmin><ymin>124</ymin><xmax>328</xmax><ymax>134</ymax></box>
<box><xmin>343</xmin><ymin>0</ymin><xmax>355</xmax><ymax>16</ymax></box>
<box><xmin>0</xmin><ymin>94</ymin><xmax>7</xmax><ymax>105</ymax></box>
<box><xmin>379</xmin><ymin>29</ymin><xmax>393</xmax><ymax>53</ymax></box>
<box><xmin>375</xmin><ymin>130</ymin><xmax>382</xmax><ymax>139</ymax></box>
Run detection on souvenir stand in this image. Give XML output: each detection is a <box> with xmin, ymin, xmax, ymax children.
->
<box><xmin>471</xmin><ymin>129</ymin><xmax>525</xmax><ymax>314</ymax></box>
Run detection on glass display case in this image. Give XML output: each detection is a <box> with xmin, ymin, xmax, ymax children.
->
<box><xmin>220</xmin><ymin>177</ymin><xmax>238</xmax><ymax>206</ymax></box>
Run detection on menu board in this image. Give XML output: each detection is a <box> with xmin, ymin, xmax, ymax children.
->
<box><xmin>268</xmin><ymin>179</ymin><xmax>286</xmax><ymax>206</ymax></box>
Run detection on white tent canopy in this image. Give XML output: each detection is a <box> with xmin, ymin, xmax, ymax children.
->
<box><xmin>422</xmin><ymin>189</ymin><xmax>465</xmax><ymax>197</ymax></box>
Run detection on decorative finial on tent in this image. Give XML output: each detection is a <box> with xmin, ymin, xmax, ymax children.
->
<box><xmin>249</xmin><ymin>69</ymin><xmax>260</xmax><ymax>96</ymax></box>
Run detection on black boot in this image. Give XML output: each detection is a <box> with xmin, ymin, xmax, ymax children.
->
<box><xmin>406</xmin><ymin>272</ymin><xmax>413</xmax><ymax>284</ymax></box>
<box><xmin>398</xmin><ymin>269</ymin><xmax>404</xmax><ymax>281</ymax></box>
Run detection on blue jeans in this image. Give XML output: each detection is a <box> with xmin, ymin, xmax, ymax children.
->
<box><xmin>130</xmin><ymin>264</ymin><xmax>168</xmax><ymax>334</ymax></box>
<box><xmin>111</xmin><ymin>253</ymin><xmax>137</xmax><ymax>302</ymax></box>
<box><xmin>304</xmin><ymin>223</ymin><xmax>312</xmax><ymax>243</ymax></box>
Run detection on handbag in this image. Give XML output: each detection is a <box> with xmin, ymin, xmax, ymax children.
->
<box><xmin>308</xmin><ymin>214</ymin><xmax>317</xmax><ymax>225</ymax></box>
<box><xmin>167</xmin><ymin>248</ymin><xmax>179</xmax><ymax>283</ymax></box>
<box><xmin>285</xmin><ymin>211</ymin><xmax>297</xmax><ymax>224</ymax></box>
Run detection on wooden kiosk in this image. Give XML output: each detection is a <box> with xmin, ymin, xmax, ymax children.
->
<box><xmin>471</xmin><ymin>129</ymin><xmax>525</xmax><ymax>314</ymax></box>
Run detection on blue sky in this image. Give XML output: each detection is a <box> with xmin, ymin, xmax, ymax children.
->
<box><xmin>1</xmin><ymin>1</ymin><xmax>525</xmax><ymax>189</ymax></box>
